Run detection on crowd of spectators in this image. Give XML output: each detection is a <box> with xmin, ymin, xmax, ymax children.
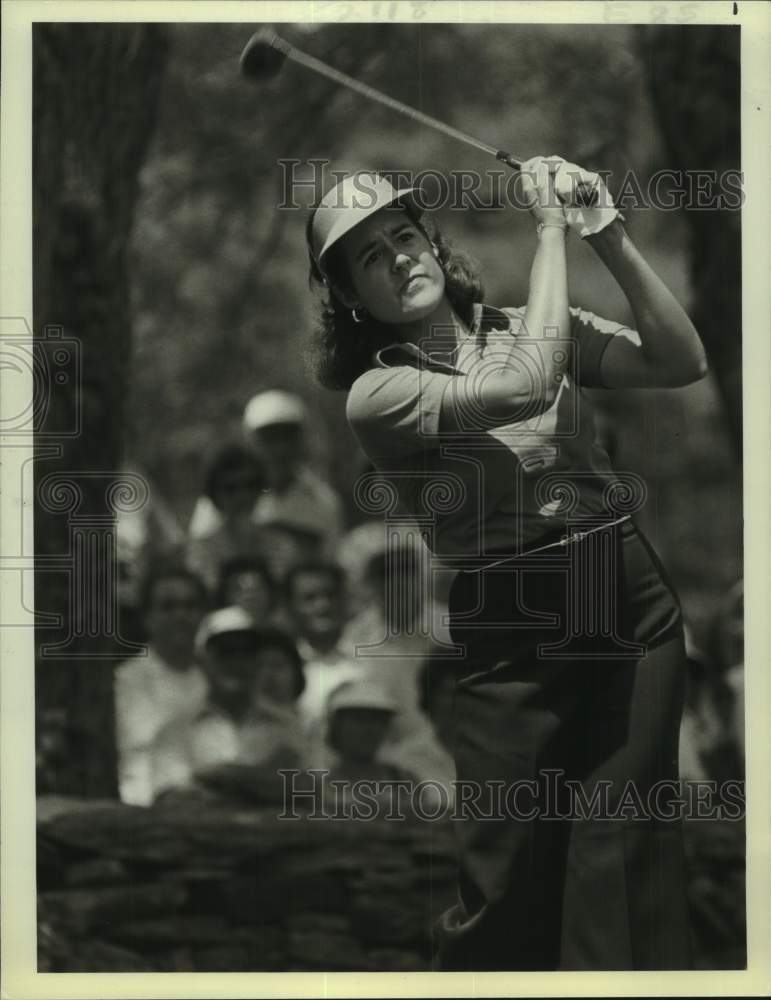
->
<box><xmin>113</xmin><ymin>389</ymin><xmax>744</xmax><ymax>814</ymax></box>
<box><xmin>114</xmin><ymin>390</ymin><xmax>456</xmax><ymax>811</ymax></box>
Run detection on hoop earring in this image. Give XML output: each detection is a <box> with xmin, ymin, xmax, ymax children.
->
<box><xmin>352</xmin><ymin>306</ymin><xmax>367</xmax><ymax>324</ymax></box>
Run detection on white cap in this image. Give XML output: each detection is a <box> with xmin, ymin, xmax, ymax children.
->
<box><xmin>327</xmin><ymin>680</ymin><xmax>397</xmax><ymax>716</ymax></box>
<box><xmin>310</xmin><ymin>172</ymin><xmax>423</xmax><ymax>279</ymax></box>
<box><xmin>242</xmin><ymin>390</ymin><xmax>306</xmax><ymax>433</ymax></box>
<box><xmin>195</xmin><ymin>606</ymin><xmax>257</xmax><ymax>652</ymax></box>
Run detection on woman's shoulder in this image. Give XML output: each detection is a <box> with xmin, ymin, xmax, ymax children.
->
<box><xmin>345</xmin><ymin>362</ymin><xmax>419</xmax><ymax>425</ymax></box>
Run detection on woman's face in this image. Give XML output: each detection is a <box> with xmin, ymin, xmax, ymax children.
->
<box><xmin>338</xmin><ymin>208</ymin><xmax>445</xmax><ymax>326</ymax></box>
<box><xmin>252</xmin><ymin>646</ymin><xmax>300</xmax><ymax>705</ymax></box>
<box><xmin>223</xmin><ymin>570</ymin><xmax>272</xmax><ymax>623</ymax></box>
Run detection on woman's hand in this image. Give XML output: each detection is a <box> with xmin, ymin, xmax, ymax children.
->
<box><xmin>518</xmin><ymin>155</ymin><xmax>568</xmax><ymax>231</ymax></box>
<box><xmin>520</xmin><ymin>155</ymin><xmax>621</xmax><ymax>238</ymax></box>
<box><xmin>550</xmin><ymin>158</ymin><xmax>622</xmax><ymax>239</ymax></box>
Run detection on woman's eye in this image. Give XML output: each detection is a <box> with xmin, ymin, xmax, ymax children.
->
<box><xmin>365</xmin><ymin>250</ymin><xmax>381</xmax><ymax>267</ymax></box>
<box><xmin>398</xmin><ymin>232</ymin><xmax>415</xmax><ymax>243</ymax></box>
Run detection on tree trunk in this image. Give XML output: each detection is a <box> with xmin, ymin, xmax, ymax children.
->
<box><xmin>641</xmin><ymin>25</ymin><xmax>742</xmax><ymax>457</ymax></box>
<box><xmin>34</xmin><ymin>24</ymin><xmax>169</xmax><ymax>797</ymax></box>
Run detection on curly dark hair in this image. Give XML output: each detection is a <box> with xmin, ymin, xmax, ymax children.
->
<box><xmin>305</xmin><ymin>204</ymin><xmax>484</xmax><ymax>391</ymax></box>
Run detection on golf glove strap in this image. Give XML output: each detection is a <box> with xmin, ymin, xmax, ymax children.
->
<box><xmin>552</xmin><ymin>160</ymin><xmax>622</xmax><ymax>239</ymax></box>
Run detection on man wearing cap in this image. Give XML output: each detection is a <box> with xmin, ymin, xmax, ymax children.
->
<box><xmin>150</xmin><ymin>605</ymin><xmax>264</xmax><ymax>798</ymax></box>
<box><xmin>187</xmin><ymin>389</ymin><xmax>344</xmax><ymax>565</ymax></box>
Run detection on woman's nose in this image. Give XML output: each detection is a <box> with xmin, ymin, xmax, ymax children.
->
<box><xmin>391</xmin><ymin>250</ymin><xmax>411</xmax><ymax>272</ymax></box>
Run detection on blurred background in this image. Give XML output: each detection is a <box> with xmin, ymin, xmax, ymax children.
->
<box><xmin>33</xmin><ymin>21</ymin><xmax>744</xmax><ymax>972</ymax></box>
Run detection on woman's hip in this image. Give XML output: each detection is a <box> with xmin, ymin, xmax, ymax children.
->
<box><xmin>447</xmin><ymin>519</ymin><xmax>683</xmax><ymax>671</ymax></box>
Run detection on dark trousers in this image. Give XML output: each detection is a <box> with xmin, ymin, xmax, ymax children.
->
<box><xmin>436</xmin><ymin>521</ymin><xmax>693</xmax><ymax>970</ymax></box>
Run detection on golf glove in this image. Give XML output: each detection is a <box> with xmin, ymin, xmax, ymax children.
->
<box><xmin>550</xmin><ymin>159</ymin><xmax>622</xmax><ymax>239</ymax></box>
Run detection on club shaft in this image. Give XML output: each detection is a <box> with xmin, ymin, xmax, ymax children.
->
<box><xmin>282</xmin><ymin>44</ymin><xmax>523</xmax><ymax>168</ymax></box>
<box><xmin>267</xmin><ymin>35</ymin><xmax>597</xmax><ymax>206</ymax></box>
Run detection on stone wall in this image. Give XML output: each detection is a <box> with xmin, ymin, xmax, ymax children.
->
<box><xmin>38</xmin><ymin>797</ymin><xmax>745</xmax><ymax>971</ymax></box>
<box><xmin>37</xmin><ymin>796</ymin><xmax>458</xmax><ymax>972</ymax></box>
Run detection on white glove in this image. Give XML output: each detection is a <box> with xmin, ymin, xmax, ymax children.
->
<box><xmin>550</xmin><ymin>158</ymin><xmax>622</xmax><ymax>239</ymax></box>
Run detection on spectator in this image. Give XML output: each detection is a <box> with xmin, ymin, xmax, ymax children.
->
<box><xmin>259</xmin><ymin>520</ymin><xmax>329</xmax><ymax>585</ymax></box>
<box><xmin>284</xmin><ymin>561</ymin><xmax>370</xmax><ymax>748</ymax></box>
<box><xmin>185</xmin><ymin>443</ymin><xmax>272</xmax><ymax>593</ymax></box>
<box><xmin>244</xmin><ymin>391</ymin><xmax>345</xmax><ymax>553</ymax></box>
<box><xmin>341</xmin><ymin>536</ymin><xmax>454</xmax><ymax>735</ymax></box>
<box><xmin>216</xmin><ymin>554</ymin><xmax>278</xmax><ymax>628</ymax></box>
<box><xmin>187</xmin><ymin>391</ymin><xmax>345</xmax><ymax>567</ymax></box>
<box><xmin>324</xmin><ymin>680</ymin><xmax>415</xmax><ymax>787</ymax></box>
<box><xmin>153</xmin><ymin>612</ymin><xmax>309</xmax><ymax>802</ymax></box>
<box><xmin>114</xmin><ymin>566</ymin><xmax>208</xmax><ymax>806</ymax></box>
<box><xmin>239</xmin><ymin>626</ymin><xmax>309</xmax><ymax>770</ymax></box>
<box><xmin>115</xmin><ymin>463</ymin><xmax>186</xmax><ymax>643</ymax></box>
<box><xmin>151</xmin><ymin>606</ymin><xmax>261</xmax><ymax>796</ymax></box>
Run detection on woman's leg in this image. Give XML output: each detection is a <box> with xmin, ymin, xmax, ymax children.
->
<box><xmin>435</xmin><ymin>653</ymin><xmax>584</xmax><ymax>971</ymax></box>
<box><xmin>558</xmin><ymin>629</ymin><xmax>692</xmax><ymax>970</ymax></box>
<box><xmin>436</xmin><ymin>526</ymin><xmax>692</xmax><ymax>971</ymax></box>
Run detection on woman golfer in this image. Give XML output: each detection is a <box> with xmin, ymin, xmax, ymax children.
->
<box><xmin>305</xmin><ymin>158</ymin><xmax>706</xmax><ymax>971</ymax></box>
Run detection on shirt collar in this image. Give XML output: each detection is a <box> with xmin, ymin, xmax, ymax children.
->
<box><xmin>371</xmin><ymin>303</ymin><xmax>512</xmax><ymax>373</ymax></box>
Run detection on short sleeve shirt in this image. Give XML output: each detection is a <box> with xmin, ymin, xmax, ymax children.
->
<box><xmin>346</xmin><ymin>303</ymin><xmax>633</xmax><ymax>567</ymax></box>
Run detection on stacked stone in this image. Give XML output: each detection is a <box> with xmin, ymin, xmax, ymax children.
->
<box><xmin>37</xmin><ymin>797</ymin><xmax>459</xmax><ymax>972</ymax></box>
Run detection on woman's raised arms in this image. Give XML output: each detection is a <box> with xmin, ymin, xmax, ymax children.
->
<box><xmin>584</xmin><ymin>221</ymin><xmax>708</xmax><ymax>389</ymax></box>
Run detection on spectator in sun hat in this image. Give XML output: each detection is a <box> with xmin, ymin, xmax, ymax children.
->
<box><xmin>238</xmin><ymin>626</ymin><xmax>310</xmax><ymax>770</ymax></box>
<box><xmin>150</xmin><ymin>605</ymin><xmax>263</xmax><ymax>797</ymax></box>
<box><xmin>154</xmin><ymin>614</ymin><xmax>311</xmax><ymax>803</ymax></box>
<box><xmin>324</xmin><ymin>679</ymin><xmax>417</xmax><ymax>788</ymax></box>
<box><xmin>187</xmin><ymin>390</ymin><xmax>345</xmax><ymax>563</ymax></box>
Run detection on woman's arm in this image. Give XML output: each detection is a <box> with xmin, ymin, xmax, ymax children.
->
<box><xmin>439</xmin><ymin>157</ymin><xmax>571</xmax><ymax>432</ymax></box>
<box><xmin>586</xmin><ymin>220</ymin><xmax>708</xmax><ymax>388</ymax></box>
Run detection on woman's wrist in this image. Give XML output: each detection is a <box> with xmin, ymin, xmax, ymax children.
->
<box><xmin>536</xmin><ymin>220</ymin><xmax>568</xmax><ymax>239</ymax></box>
<box><xmin>584</xmin><ymin>217</ymin><xmax>626</xmax><ymax>256</ymax></box>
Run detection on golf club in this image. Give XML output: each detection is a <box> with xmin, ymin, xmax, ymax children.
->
<box><xmin>239</xmin><ymin>29</ymin><xmax>599</xmax><ymax>207</ymax></box>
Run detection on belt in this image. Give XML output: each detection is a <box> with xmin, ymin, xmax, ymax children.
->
<box><xmin>463</xmin><ymin>515</ymin><xmax>632</xmax><ymax>573</ymax></box>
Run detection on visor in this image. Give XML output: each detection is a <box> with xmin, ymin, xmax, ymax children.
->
<box><xmin>311</xmin><ymin>172</ymin><xmax>423</xmax><ymax>278</ymax></box>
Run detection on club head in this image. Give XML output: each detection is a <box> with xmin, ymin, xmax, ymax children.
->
<box><xmin>239</xmin><ymin>29</ymin><xmax>290</xmax><ymax>81</ymax></box>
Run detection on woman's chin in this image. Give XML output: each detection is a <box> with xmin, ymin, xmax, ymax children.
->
<box><xmin>397</xmin><ymin>291</ymin><xmax>443</xmax><ymax>322</ymax></box>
